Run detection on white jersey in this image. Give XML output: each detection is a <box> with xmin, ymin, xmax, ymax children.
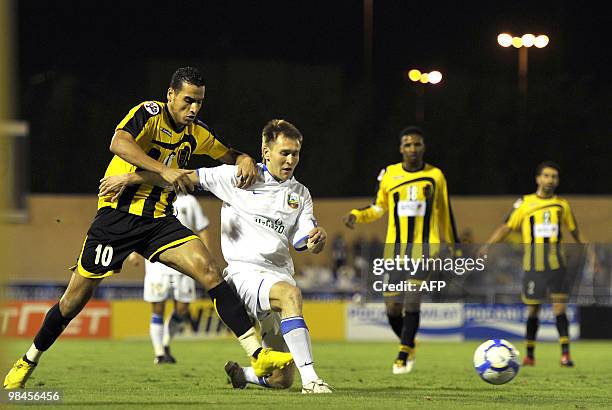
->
<box><xmin>144</xmin><ymin>194</ymin><xmax>209</xmax><ymax>276</ymax></box>
<box><xmin>197</xmin><ymin>163</ymin><xmax>316</xmax><ymax>276</ymax></box>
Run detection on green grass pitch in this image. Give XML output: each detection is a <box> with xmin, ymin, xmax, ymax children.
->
<box><xmin>3</xmin><ymin>339</ymin><xmax>611</xmax><ymax>409</ymax></box>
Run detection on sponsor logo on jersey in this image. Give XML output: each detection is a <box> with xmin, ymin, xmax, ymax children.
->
<box><xmin>144</xmin><ymin>101</ymin><xmax>160</xmax><ymax>115</ymax></box>
<box><xmin>160</xmin><ymin>128</ymin><xmax>172</xmax><ymax>137</ymax></box>
<box><xmin>288</xmin><ymin>192</ymin><xmax>299</xmax><ymax>209</ymax></box>
<box><xmin>254</xmin><ymin>216</ymin><xmax>286</xmax><ymax>234</ymax></box>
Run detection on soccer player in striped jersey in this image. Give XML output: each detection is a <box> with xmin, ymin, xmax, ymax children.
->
<box><xmin>99</xmin><ymin>119</ymin><xmax>332</xmax><ymax>393</ymax></box>
<box><xmin>4</xmin><ymin>67</ymin><xmax>292</xmax><ymax>390</ymax></box>
<box><xmin>343</xmin><ymin>126</ymin><xmax>459</xmax><ymax>374</ymax></box>
<box><xmin>480</xmin><ymin>161</ymin><xmax>595</xmax><ymax>367</ymax></box>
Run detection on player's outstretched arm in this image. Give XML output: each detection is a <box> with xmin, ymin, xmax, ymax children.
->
<box><xmin>99</xmin><ymin>170</ymin><xmax>198</xmax><ymax>202</ymax></box>
<box><xmin>477</xmin><ymin>224</ymin><xmax>511</xmax><ymax>258</ymax></box>
<box><xmin>217</xmin><ymin>149</ymin><xmax>258</xmax><ymax>188</ymax></box>
<box><xmin>110</xmin><ymin>130</ymin><xmax>194</xmax><ymax>190</ymax></box>
<box><xmin>306</xmin><ymin>227</ymin><xmax>327</xmax><ymax>254</ymax></box>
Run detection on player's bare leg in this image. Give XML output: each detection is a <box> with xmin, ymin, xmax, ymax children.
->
<box><xmin>524</xmin><ymin>304</ymin><xmax>541</xmax><ymax>366</ymax></box>
<box><xmin>4</xmin><ymin>273</ymin><xmax>103</xmax><ymax>389</ymax></box>
<box><xmin>158</xmin><ymin>239</ymin><xmax>292</xmax><ymax>375</ymax></box>
<box><xmin>269</xmin><ymin>282</ymin><xmax>331</xmax><ymax>393</ymax></box>
<box><xmin>553</xmin><ymin>301</ymin><xmax>573</xmax><ymax>367</ymax></box>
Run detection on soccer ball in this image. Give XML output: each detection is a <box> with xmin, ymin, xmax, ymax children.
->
<box><xmin>473</xmin><ymin>339</ymin><xmax>520</xmax><ymax>385</ymax></box>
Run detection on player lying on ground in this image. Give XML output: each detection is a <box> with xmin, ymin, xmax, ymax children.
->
<box><xmin>4</xmin><ymin>67</ymin><xmax>292</xmax><ymax>390</ymax></box>
<box><xmin>98</xmin><ymin>119</ymin><xmax>332</xmax><ymax>394</ymax></box>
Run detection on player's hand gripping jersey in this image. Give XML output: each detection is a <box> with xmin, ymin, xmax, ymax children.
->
<box><xmin>99</xmin><ymin>101</ymin><xmax>229</xmax><ymax>218</ymax></box>
<box><xmin>197</xmin><ymin>163</ymin><xmax>316</xmax><ymax>275</ymax></box>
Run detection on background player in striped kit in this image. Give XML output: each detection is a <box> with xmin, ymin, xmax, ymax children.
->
<box><xmin>343</xmin><ymin>126</ymin><xmax>459</xmax><ymax>374</ymax></box>
<box><xmin>479</xmin><ymin>161</ymin><xmax>598</xmax><ymax>367</ymax></box>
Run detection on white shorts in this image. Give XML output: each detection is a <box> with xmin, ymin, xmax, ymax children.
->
<box><xmin>224</xmin><ymin>268</ymin><xmax>294</xmax><ymax>353</ymax></box>
<box><xmin>144</xmin><ymin>261</ymin><xmax>196</xmax><ymax>303</ymax></box>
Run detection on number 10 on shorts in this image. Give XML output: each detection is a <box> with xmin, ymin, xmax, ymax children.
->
<box><xmin>94</xmin><ymin>244</ymin><xmax>114</xmax><ymax>266</ymax></box>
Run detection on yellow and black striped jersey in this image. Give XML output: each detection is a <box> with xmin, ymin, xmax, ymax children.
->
<box><xmin>351</xmin><ymin>163</ymin><xmax>459</xmax><ymax>258</ymax></box>
<box><xmin>98</xmin><ymin>101</ymin><xmax>229</xmax><ymax>218</ymax></box>
<box><xmin>505</xmin><ymin>194</ymin><xmax>578</xmax><ymax>272</ymax></box>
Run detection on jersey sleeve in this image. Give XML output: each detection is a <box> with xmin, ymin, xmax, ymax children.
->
<box><xmin>435</xmin><ymin>172</ymin><xmax>459</xmax><ymax>244</ymax></box>
<box><xmin>196</xmin><ymin>165</ymin><xmax>238</xmax><ymax>203</ymax></box>
<box><xmin>190</xmin><ymin>196</ymin><xmax>210</xmax><ymax>231</ymax></box>
<box><xmin>116</xmin><ymin>101</ymin><xmax>159</xmax><ymax>142</ymax></box>
<box><xmin>562</xmin><ymin>200</ymin><xmax>578</xmax><ymax>232</ymax></box>
<box><xmin>350</xmin><ymin>168</ymin><xmax>388</xmax><ymax>223</ymax></box>
<box><xmin>193</xmin><ymin>122</ymin><xmax>230</xmax><ymax>159</ymax></box>
<box><xmin>290</xmin><ymin>189</ymin><xmax>317</xmax><ymax>251</ymax></box>
<box><xmin>505</xmin><ymin>197</ymin><xmax>525</xmax><ymax>231</ymax></box>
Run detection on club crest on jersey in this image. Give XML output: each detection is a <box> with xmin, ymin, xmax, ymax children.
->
<box><xmin>287</xmin><ymin>192</ymin><xmax>299</xmax><ymax>209</ymax></box>
<box><xmin>144</xmin><ymin>101</ymin><xmax>160</xmax><ymax>115</ymax></box>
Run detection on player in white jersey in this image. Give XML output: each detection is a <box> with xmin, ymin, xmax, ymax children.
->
<box><xmin>101</xmin><ymin>119</ymin><xmax>331</xmax><ymax>393</ymax></box>
<box><xmin>136</xmin><ymin>194</ymin><xmax>210</xmax><ymax>364</ymax></box>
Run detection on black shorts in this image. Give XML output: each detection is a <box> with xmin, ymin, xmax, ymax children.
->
<box><xmin>522</xmin><ymin>268</ymin><xmax>570</xmax><ymax>304</ymax></box>
<box><xmin>75</xmin><ymin>207</ymin><xmax>198</xmax><ymax>279</ymax></box>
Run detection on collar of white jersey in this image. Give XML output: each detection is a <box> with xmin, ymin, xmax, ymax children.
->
<box><xmin>260</xmin><ymin>163</ymin><xmax>295</xmax><ymax>184</ymax></box>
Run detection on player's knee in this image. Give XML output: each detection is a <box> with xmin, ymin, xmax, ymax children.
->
<box><xmin>403</xmin><ymin>302</ymin><xmax>420</xmax><ymax>313</ymax></box>
<box><xmin>190</xmin><ymin>256</ymin><xmax>222</xmax><ymax>289</ymax></box>
<box><xmin>527</xmin><ymin>304</ymin><xmax>540</xmax><ymax>318</ymax></box>
<box><xmin>385</xmin><ymin>301</ymin><xmax>403</xmax><ymax>317</ymax></box>
<box><xmin>281</xmin><ymin>285</ymin><xmax>302</xmax><ymax>311</ymax></box>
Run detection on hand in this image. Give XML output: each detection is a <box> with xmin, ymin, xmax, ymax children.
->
<box><xmin>99</xmin><ymin>174</ymin><xmax>131</xmax><ymax>202</ymax></box>
<box><xmin>235</xmin><ymin>154</ymin><xmax>258</xmax><ymax>188</ymax></box>
<box><xmin>307</xmin><ymin>227</ymin><xmax>327</xmax><ymax>254</ymax></box>
<box><xmin>160</xmin><ymin>167</ymin><xmax>194</xmax><ymax>195</ymax></box>
<box><xmin>342</xmin><ymin>212</ymin><xmax>356</xmax><ymax>229</ymax></box>
<box><xmin>476</xmin><ymin>245</ymin><xmax>489</xmax><ymax>260</ymax></box>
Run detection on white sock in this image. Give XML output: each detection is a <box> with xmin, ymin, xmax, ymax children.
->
<box><xmin>150</xmin><ymin>314</ymin><xmax>165</xmax><ymax>357</ymax></box>
<box><xmin>163</xmin><ymin>313</ymin><xmax>185</xmax><ymax>347</ymax></box>
<box><xmin>238</xmin><ymin>327</ymin><xmax>261</xmax><ymax>357</ymax></box>
<box><xmin>25</xmin><ymin>344</ymin><xmax>43</xmax><ymax>363</ymax></box>
<box><xmin>280</xmin><ymin>316</ymin><xmax>318</xmax><ymax>385</ymax></box>
<box><xmin>243</xmin><ymin>366</ymin><xmax>270</xmax><ymax>388</ymax></box>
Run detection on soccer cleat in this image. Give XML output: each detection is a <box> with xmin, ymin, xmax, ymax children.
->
<box><xmin>301</xmin><ymin>379</ymin><xmax>332</xmax><ymax>394</ymax></box>
<box><xmin>522</xmin><ymin>356</ymin><xmax>535</xmax><ymax>366</ymax></box>
<box><xmin>250</xmin><ymin>348</ymin><xmax>293</xmax><ymax>377</ymax></box>
<box><xmin>163</xmin><ymin>346</ymin><xmax>176</xmax><ymax>364</ymax></box>
<box><xmin>224</xmin><ymin>361</ymin><xmax>247</xmax><ymax>389</ymax></box>
<box><xmin>392</xmin><ymin>359</ymin><xmax>415</xmax><ymax>374</ymax></box>
<box><xmin>560</xmin><ymin>353</ymin><xmax>574</xmax><ymax>367</ymax></box>
<box><xmin>154</xmin><ymin>355</ymin><xmax>172</xmax><ymax>365</ymax></box>
<box><xmin>4</xmin><ymin>357</ymin><xmax>37</xmax><ymax>389</ymax></box>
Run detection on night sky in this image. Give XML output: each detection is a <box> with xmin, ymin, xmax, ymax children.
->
<box><xmin>15</xmin><ymin>0</ymin><xmax>611</xmax><ymax>196</ymax></box>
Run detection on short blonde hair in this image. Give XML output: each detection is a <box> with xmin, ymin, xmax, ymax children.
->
<box><xmin>261</xmin><ymin>119</ymin><xmax>303</xmax><ymax>161</ymax></box>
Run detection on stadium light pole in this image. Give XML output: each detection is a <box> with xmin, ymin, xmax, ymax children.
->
<box><xmin>497</xmin><ymin>33</ymin><xmax>549</xmax><ymax>134</ymax></box>
<box><xmin>407</xmin><ymin>69</ymin><xmax>442</xmax><ymax>123</ymax></box>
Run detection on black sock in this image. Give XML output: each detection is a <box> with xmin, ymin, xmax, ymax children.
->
<box><xmin>526</xmin><ymin>316</ymin><xmax>539</xmax><ymax>358</ymax></box>
<box><xmin>207</xmin><ymin>281</ymin><xmax>252</xmax><ymax>337</ymax></box>
<box><xmin>33</xmin><ymin>303</ymin><xmax>72</xmax><ymax>351</ymax></box>
<box><xmin>556</xmin><ymin>314</ymin><xmax>570</xmax><ymax>355</ymax></box>
<box><xmin>399</xmin><ymin>311</ymin><xmax>420</xmax><ymax>349</ymax></box>
<box><xmin>387</xmin><ymin>313</ymin><xmax>403</xmax><ymax>339</ymax></box>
